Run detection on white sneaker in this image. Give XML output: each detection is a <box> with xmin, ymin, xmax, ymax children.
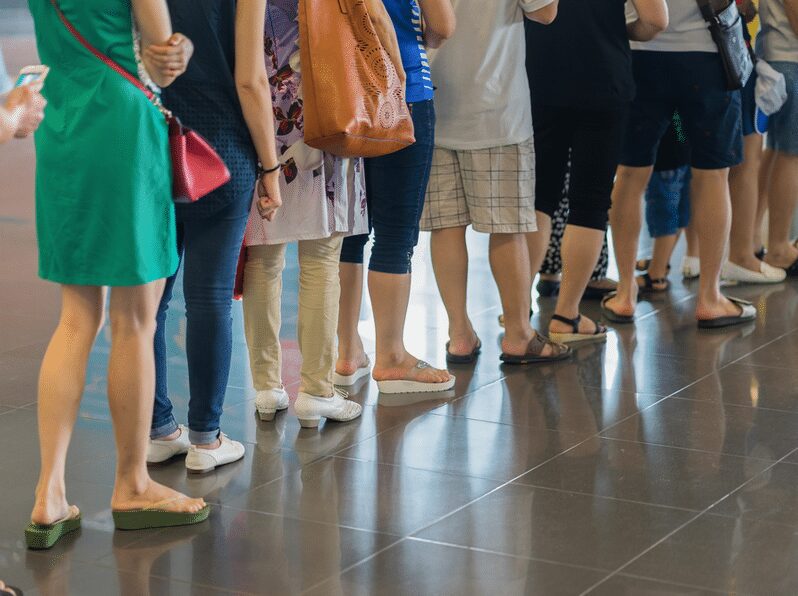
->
<box><xmin>294</xmin><ymin>389</ymin><xmax>363</xmax><ymax>429</ymax></box>
<box><xmin>721</xmin><ymin>260</ymin><xmax>787</xmax><ymax>284</ymax></box>
<box><xmin>255</xmin><ymin>387</ymin><xmax>290</xmax><ymax>421</ymax></box>
<box><xmin>147</xmin><ymin>425</ymin><xmax>190</xmax><ymax>464</ymax></box>
<box><xmin>682</xmin><ymin>256</ymin><xmax>700</xmax><ymax>279</ymax></box>
<box><xmin>185</xmin><ymin>434</ymin><xmax>245</xmax><ymax>474</ymax></box>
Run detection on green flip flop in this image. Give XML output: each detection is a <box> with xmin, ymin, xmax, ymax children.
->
<box><xmin>25</xmin><ymin>509</ymin><xmax>82</xmax><ymax>550</ymax></box>
<box><xmin>113</xmin><ymin>504</ymin><xmax>211</xmax><ymax>531</ymax></box>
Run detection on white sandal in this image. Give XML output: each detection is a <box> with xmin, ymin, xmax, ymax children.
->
<box><xmin>376</xmin><ymin>361</ymin><xmax>455</xmax><ymax>395</ymax></box>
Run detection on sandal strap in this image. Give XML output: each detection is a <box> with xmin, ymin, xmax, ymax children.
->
<box><xmin>551</xmin><ymin>313</ymin><xmax>581</xmax><ymax>333</ymax></box>
<box><xmin>527</xmin><ymin>334</ymin><xmax>569</xmax><ymax>357</ymax></box>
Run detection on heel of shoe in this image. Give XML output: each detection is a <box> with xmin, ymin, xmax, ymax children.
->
<box><xmin>298</xmin><ymin>416</ymin><xmax>321</xmax><ymax>429</ymax></box>
<box><xmin>257</xmin><ymin>408</ymin><xmax>277</xmax><ymax>422</ymax></box>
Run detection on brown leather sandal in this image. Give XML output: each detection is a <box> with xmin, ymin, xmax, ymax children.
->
<box><xmin>500</xmin><ymin>334</ymin><xmax>572</xmax><ymax>365</ymax></box>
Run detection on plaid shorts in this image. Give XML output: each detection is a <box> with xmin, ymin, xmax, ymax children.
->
<box><xmin>420</xmin><ymin>139</ymin><xmax>537</xmax><ymax>233</ymax></box>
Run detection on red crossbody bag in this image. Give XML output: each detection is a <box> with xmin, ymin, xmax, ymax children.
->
<box><xmin>50</xmin><ymin>0</ymin><xmax>231</xmax><ymax>203</ymax></box>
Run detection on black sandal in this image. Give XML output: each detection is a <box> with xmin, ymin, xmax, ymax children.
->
<box><xmin>600</xmin><ymin>292</ymin><xmax>635</xmax><ymax>324</ymax></box>
<box><xmin>549</xmin><ymin>314</ymin><xmax>607</xmax><ymax>345</ymax></box>
<box><xmin>500</xmin><ymin>333</ymin><xmax>571</xmax><ymax>365</ymax></box>
<box><xmin>446</xmin><ymin>339</ymin><xmax>482</xmax><ymax>364</ymax></box>
<box><xmin>636</xmin><ymin>272</ymin><xmax>671</xmax><ymax>293</ymax></box>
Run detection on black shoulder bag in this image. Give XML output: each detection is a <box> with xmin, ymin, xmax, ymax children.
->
<box><xmin>696</xmin><ymin>0</ymin><xmax>754</xmax><ymax>90</ymax></box>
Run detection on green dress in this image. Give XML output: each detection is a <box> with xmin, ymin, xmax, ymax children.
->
<box><xmin>28</xmin><ymin>0</ymin><xmax>178</xmax><ymax>286</ymax></box>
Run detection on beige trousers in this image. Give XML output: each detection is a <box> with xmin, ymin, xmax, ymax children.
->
<box><xmin>242</xmin><ymin>235</ymin><xmax>343</xmax><ymax>398</ymax></box>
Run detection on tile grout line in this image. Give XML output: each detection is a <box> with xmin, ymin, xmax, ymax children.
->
<box><xmin>578</xmin><ymin>445</ymin><xmax>798</xmax><ymax>595</ymax></box>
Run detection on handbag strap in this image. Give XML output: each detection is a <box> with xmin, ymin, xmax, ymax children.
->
<box><xmin>49</xmin><ymin>0</ymin><xmax>156</xmax><ymax>103</ymax></box>
<box><xmin>695</xmin><ymin>0</ymin><xmax>719</xmax><ymax>22</ymax></box>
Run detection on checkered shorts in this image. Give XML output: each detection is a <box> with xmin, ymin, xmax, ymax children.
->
<box><xmin>420</xmin><ymin>139</ymin><xmax>537</xmax><ymax>233</ymax></box>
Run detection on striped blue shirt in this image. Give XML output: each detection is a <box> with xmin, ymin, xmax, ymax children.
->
<box><xmin>383</xmin><ymin>0</ymin><xmax>433</xmax><ymax>102</ymax></box>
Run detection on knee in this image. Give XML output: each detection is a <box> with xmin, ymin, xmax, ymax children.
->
<box><xmin>370</xmin><ymin>232</ymin><xmax>416</xmax><ymax>274</ymax></box>
<box><xmin>109</xmin><ymin>308</ymin><xmax>157</xmax><ymax>339</ymax></box>
<box><xmin>60</xmin><ymin>309</ymin><xmax>105</xmax><ymax>342</ymax></box>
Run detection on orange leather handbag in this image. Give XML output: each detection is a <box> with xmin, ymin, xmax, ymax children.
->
<box><xmin>298</xmin><ymin>0</ymin><xmax>415</xmax><ymax>158</ymax></box>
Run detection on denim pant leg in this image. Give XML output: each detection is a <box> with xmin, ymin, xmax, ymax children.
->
<box><xmin>151</xmin><ymin>223</ymin><xmax>186</xmax><ymax>440</ymax></box>
<box><xmin>366</xmin><ymin>100</ymin><xmax>436</xmax><ymax>274</ymax></box>
<box><xmin>644</xmin><ymin>166</ymin><xmax>691</xmax><ymax>238</ymax></box>
<box><xmin>181</xmin><ymin>202</ymin><xmax>249</xmax><ymax>445</ymax></box>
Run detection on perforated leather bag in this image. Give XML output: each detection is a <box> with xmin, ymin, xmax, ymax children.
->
<box><xmin>298</xmin><ymin>0</ymin><xmax>416</xmax><ymax>158</ymax></box>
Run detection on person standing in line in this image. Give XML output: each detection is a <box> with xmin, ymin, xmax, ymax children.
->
<box><xmin>759</xmin><ymin>0</ymin><xmax>798</xmax><ymax>274</ymax></box>
<box><xmin>723</xmin><ymin>0</ymin><xmax>786</xmax><ymax>283</ymax></box>
<box><xmin>524</xmin><ymin>0</ymin><xmax>668</xmax><ymax>344</ymax></box>
<box><xmin>25</xmin><ymin>0</ymin><xmax>205</xmax><ymax>551</ymax></box>
<box><xmin>146</xmin><ymin>0</ymin><xmax>284</xmax><ymax>474</ymax></box>
<box><xmin>335</xmin><ymin>0</ymin><xmax>457</xmax><ymax>393</ymax></box>
<box><xmin>421</xmin><ymin>0</ymin><xmax>571</xmax><ymax>365</ymax></box>
<box><xmin>241</xmin><ymin>0</ymin><xmax>372</xmax><ymax>428</ymax></box>
<box><xmin>604</xmin><ymin>0</ymin><xmax>757</xmax><ymax>329</ymax></box>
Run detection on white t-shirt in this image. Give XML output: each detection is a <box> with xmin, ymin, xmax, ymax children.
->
<box><xmin>759</xmin><ymin>0</ymin><xmax>798</xmax><ymax>62</ymax></box>
<box><xmin>628</xmin><ymin>0</ymin><xmax>717</xmax><ymax>53</ymax></box>
<box><xmin>430</xmin><ymin>0</ymin><xmax>555</xmax><ymax>150</ymax></box>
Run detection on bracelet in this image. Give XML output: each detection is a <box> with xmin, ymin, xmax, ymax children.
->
<box><xmin>257</xmin><ymin>162</ymin><xmax>281</xmax><ymax>177</ymax></box>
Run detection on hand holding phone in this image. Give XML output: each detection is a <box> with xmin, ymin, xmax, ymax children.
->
<box><xmin>15</xmin><ymin>65</ymin><xmax>49</xmax><ymax>90</ymax></box>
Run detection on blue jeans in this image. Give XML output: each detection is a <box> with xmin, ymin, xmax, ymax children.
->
<box><xmin>151</xmin><ymin>199</ymin><xmax>249</xmax><ymax>444</ymax></box>
<box><xmin>645</xmin><ymin>166</ymin><xmax>692</xmax><ymax>238</ymax></box>
<box><xmin>339</xmin><ymin>100</ymin><xmax>435</xmax><ymax>274</ymax></box>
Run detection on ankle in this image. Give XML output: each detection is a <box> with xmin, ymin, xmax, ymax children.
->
<box><xmin>193</xmin><ymin>438</ymin><xmax>222</xmax><ymax>450</ymax></box>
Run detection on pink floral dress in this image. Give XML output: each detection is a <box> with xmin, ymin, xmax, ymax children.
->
<box><xmin>244</xmin><ymin>0</ymin><xmax>368</xmax><ymax>246</ymax></box>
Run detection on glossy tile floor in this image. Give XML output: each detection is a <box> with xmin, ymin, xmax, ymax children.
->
<box><xmin>4</xmin><ymin>36</ymin><xmax>798</xmax><ymax>596</ymax></box>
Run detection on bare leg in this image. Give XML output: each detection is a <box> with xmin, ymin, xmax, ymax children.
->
<box><xmin>728</xmin><ymin>133</ymin><xmax>765</xmax><ymax>271</ymax></box>
<box><xmin>550</xmin><ymin>224</ymin><xmax>604</xmax><ymax>333</ymax></box>
<box><xmin>691</xmin><ymin>168</ymin><xmax>742</xmax><ymax>320</ymax></box>
<box><xmin>335</xmin><ymin>262</ymin><xmax>369</xmax><ymax>376</ymax></box>
<box><xmin>605</xmin><ymin>165</ymin><xmax>652</xmax><ymax>316</ymax></box>
<box><xmin>108</xmin><ymin>282</ymin><xmax>204</xmax><ymax>514</ymax></box>
<box><xmin>430</xmin><ymin>226</ymin><xmax>478</xmax><ymax>355</ymax></box>
<box><xmin>489</xmin><ymin>233</ymin><xmax>545</xmax><ymax>356</ymax></box>
<box><xmin>525</xmin><ymin>213</ymin><xmax>552</xmax><ymax>282</ymax></box>
<box><xmin>639</xmin><ymin>233</ymin><xmax>679</xmax><ymax>289</ymax></box>
<box><xmin>369</xmin><ymin>270</ymin><xmax>450</xmax><ymax>383</ymax></box>
<box><xmin>685</xmin><ymin>223</ymin><xmax>699</xmax><ymax>257</ymax></box>
<box><xmin>754</xmin><ymin>147</ymin><xmax>775</xmax><ymax>251</ymax></box>
<box><xmin>764</xmin><ymin>151</ymin><xmax>798</xmax><ymax>269</ymax></box>
<box><xmin>32</xmin><ymin>285</ymin><xmax>105</xmax><ymax>525</ymax></box>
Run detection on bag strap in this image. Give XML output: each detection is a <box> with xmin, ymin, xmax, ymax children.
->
<box><xmin>48</xmin><ymin>0</ymin><xmax>155</xmax><ymax>102</ymax></box>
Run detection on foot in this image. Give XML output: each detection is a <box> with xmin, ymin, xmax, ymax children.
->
<box><xmin>111</xmin><ymin>479</ymin><xmax>206</xmax><ymax>514</ymax></box>
<box><xmin>446</xmin><ymin>329</ymin><xmax>481</xmax><ymax>359</ymax></box>
<box><xmin>30</xmin><ymin>487</ymin><xmax>72</xmax><ymax>527</ymax></box>
<box><xmin>147</xmin><ymin>425</ymin><xmax>191</xmax><ymax>464</ymax></box>
<box><xmin>335</xmin><ymin>351</ymin><xmax>370</xmax><ymax>378</ymax></box>
<box><xmin>764</xmin><ymin>244</ymin><xmax>798</xmax><ymax>269</ymax></box>
<box><xmin>549</xmin><ymin>313</ymin><xmax>601</xmax><ymax>336</ymax></box>
<box><xmin>255</xmin><ymin>387</ymin><xmax>290</xmax><ymax>421</ymax></box>
<box><xmin>372</xmin><ymin>352</ymin><xmax>451</xmax><ymax>384</ymax></box>
<box><xmin>185</xmin><ymin>434</ymin><xmax>245</xmax><ymax>474</ymax></box>
<box><xmin>695</xmin><ymin>295</ymin><xmax>749</xmax><ymax>321</ymax></box>
<box><xmin>294</xmin><ymin>389</ymin><xmax>363</xmax><ymax>428</ymax></box>
<box><xmin>602</xmin><ymin>289</ymin><xmax>636</xmax><ymax>318</ymax></box>
<box><xmin>501</xmin><ymin>330</ymin><xmax>560</xmax><ymax>358</ymax></box>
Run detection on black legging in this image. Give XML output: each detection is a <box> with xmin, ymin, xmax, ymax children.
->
<box><xmin>533</xmin><ymin>104</ymin><xmax>628</xmax><ymax>231</ymax></box>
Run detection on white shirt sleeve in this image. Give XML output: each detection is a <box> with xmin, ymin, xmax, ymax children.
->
<box><xmin>519</xmin><ymin>0</ymin><xmax>556</xmax><ymax>14</ymax></box>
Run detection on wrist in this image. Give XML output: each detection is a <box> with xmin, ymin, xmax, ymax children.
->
<box><xmin>257</xmin><ymin>162</ymin><xmax>281</xmax><ymax>177</ymax></box>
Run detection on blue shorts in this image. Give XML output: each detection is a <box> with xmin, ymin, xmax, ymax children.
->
<box><xmin>766</xmin><ymin>61</ymin><xmax>798</xmax><ymax>156</ymax></box>
<box><xmin>621</xmin><ymin>51</ymin><xmax>743</xmax><ymax>170</ymax></box>
<box><xmin>645</xmin><ymin>166</ymin><xmax>692</xmax><ymax>238</ymax></box>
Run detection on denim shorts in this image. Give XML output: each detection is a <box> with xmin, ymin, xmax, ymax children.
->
<box><xmin>766</xmin><ymin>61</ymin><xmax>798</xmax><ymax>156</ymax></box>
<box><xmin>621</xmin><ymin>51</ymin><xmax>743</xmax><ymax>170</ymax></box>
<box><xmin>645</xmin><ymin>166</ymin><xmax>692</xmax><ymax>238</ymax></box>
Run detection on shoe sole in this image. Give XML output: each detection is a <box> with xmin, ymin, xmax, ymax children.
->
<box><xmin>255</xmin><ymin>405</ymin><xmax>289</xmax><ymax>422</ymax></box>
<box><xmin>549</xmin><ymin>332</ymin><xmax>608</xmax><ymax>346</ymax></box>
<box><xmin>333</xmin><ymin>366</ymin><xmax>371</xmax><ymax>387</ymax></box>
<box><xmin>25</xmin><ymin>515</ymin><xmax>81</xmax><ymax>550</ymax></box>
<box><xmin>376</xmin><ymin>376</ymin><xmax>456</xmax><ymax>394</ymax></box>
<box><xmin>113</xmin><ymin>506</ymin><xmax>210</xmax><ymax>530</ymax></box>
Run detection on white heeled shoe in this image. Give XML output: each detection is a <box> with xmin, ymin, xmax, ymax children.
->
<box><xmin>147</xmin><ymin>425</ymin><xmax>191</xmax><ymax>464</ymax></box>
<box><xmin>185</xmin><ymin>433</ymin><xmax>245</xmax><ymax>474</ymax></box>
<box><xmin>294</xmin><ymin>389</ymin><xmax>363</xmax><ymax>429</ymax></box>
<box><xmin>255</xmin><ymin>387</ymin><xmax>290</xmax><ymax>421</ymax></box>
